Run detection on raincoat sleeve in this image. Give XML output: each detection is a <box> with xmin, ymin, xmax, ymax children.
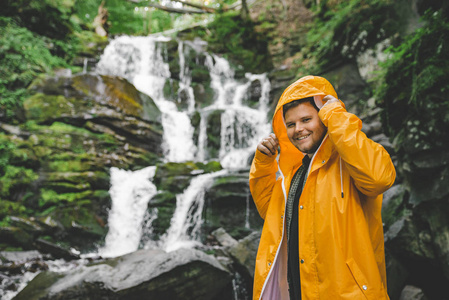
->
<box><xmin>249</xmin><ymin>149</ymin><xmax>279</xmax><ymax>219</ymax></box>
<box><xmin>319</xmin><ymin>101</ymin><xmax>396</xmax><ymax>196</ymax></box>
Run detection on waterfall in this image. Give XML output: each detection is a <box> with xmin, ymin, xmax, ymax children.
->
<box><xmin>96</xmin><ymin>35</ymin><xmax>197</xmax><ymax>162</ymax></box>
<box><xmin>96</xmin><ymin>35</ymin><xmax>272</xmax><ymax>256</ymax></box>
<box><xmin>160</xmin><ymin>169</ymin><xmax>228</xmax><ymax>252</ymax></box>
<box><xmin>98</xmin><ymin>166</ymin><xmax>157</xmax><ymax>258</ymax></box>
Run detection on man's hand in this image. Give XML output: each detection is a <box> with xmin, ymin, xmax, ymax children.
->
<box><xmin>257</xmin><ymin>133</ymin><xmax>279</xmax><ymax>157</ymax></box>
<box><xmin>314</xmin><ymin>95</ymin><xmax>339</xmax><ymax>109</ymax></box>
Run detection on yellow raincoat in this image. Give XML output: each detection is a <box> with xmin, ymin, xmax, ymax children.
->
<box><xmin>249</xmin><ymin>76</ymin><xmax>396</xmax><ymax>299</ymax></box>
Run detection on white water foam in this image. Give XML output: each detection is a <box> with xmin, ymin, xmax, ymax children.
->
<box><xmin>99</xmin><ymin>166</ymin><xmax>157</xmax><ymax>258</ymax></box>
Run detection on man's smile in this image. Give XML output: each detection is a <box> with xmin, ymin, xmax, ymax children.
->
<box><xmin>295</xmin><ymin>134</ymin><xmax>311</xmax><ymax>141</ymax></box>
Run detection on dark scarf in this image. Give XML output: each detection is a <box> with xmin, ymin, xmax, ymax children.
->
<box><xmin>286</xmin><ymin>155</ymin><xmax>311</xmax><ymax>300</ymax></box>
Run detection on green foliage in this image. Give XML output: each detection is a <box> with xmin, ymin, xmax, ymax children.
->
<box><xmin>0</xmin><ymin>17</ymin><xmax>71</xmax><ymax>120</ymax></box>
<box><xmin>301</xmin><ymin>0</ymin><xmax>406</xmax><ymax>73</ymax></box>
<box><xmin>0</xmin><ymin>201</ymin><xmax>27</xmax><ymax>221</ymax></box>
<box><xmin>80</xmin><ymin>0</ymin><xmax>177</xmax><ymax>35</ymax></box>
<box><xmin>204</xmin><ymin>12</ymin><xmax>272</xmax><ymax>73</ymax></box>
<box><xmin>375</xmin><ymin>10</ymin><xmax>449</xmax><ymax>159</ymax></box>
<box><xmin>1</xmin><ymin>0</ymin><xmax>76</xmax><ymax>39</ymax></box>
<box><xmin>0</xmin><ymin>134</ymin><xmax>16</xmax><ymax>172</ymax></box>
<box><xmin>0</xmin><ymin>166</ymin><xmax>39</xmax><ymax>198</ymax></box>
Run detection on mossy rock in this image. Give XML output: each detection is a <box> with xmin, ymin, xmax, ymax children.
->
<box><xmin>72</xmin><ymin>74</ymin><xmax>143</xmax><ymax>115</ymax></box>
<box><xmin>206</xmin><ymin>110</ymin><xmax>223</xmax><ymax>159</ymax></box>
<box><xmin>23</xmin><ymin>93</ymin><xmax>73</xmax><ymax>124</ymax></box>
<box><xmin>242</xmin><ymin>78</ymin><xmax>263</xmax><ymax>109</ymax></box>
<box><xmin>47</xmin><ymin>205</ymin><xmax>108</xmax><ymax>249</ymax></box>
<box><xmin>163</xmin><ymin>79</ymin><xmax>180</xmax><ymax>102</ymax></box>
<box><xmin>202</xmin><ymin>173</ymin><xmax>263</xmax><ymax>240</ymax></box>
<box><xmin>74</xmin><ymin>30</ymin><xmax>109</xmax><ymax>59</ymax></box>
<box><xmin>191</xmin><ymin>67</ymin><xmax>210</xmax><ymax>83</ymax></box>
<box><xmin>154</xmin><ymin>161</ymin><xmax>222</xmax><ymax>193</ymax></box>
<box><xmin>190</xmin><ymin>111</ymin><xmax>201</xmax><ymax>146</ymax></box>
<box><xmin>28</xmin><ymin>74</ymin><xmax>162</xmax><ymax>129</ymax></box>
<box><xmin>147</xmin><ymin>192</ymin><xmax>177</xmax><ymax>238</ymax></box>
<box><xmin>192</xmin><ymin>82</ymin><xmax>215</xmax><ymax>108</ymax></box>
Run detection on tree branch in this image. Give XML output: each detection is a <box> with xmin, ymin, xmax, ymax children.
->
<box><xmin>127</xmin><ymin>0</ymin><xmax>213</xmax><ymax>14</ymax></box>
<box><xmin>126</xmin><ymin>0</ymin><xmax>259</xmax><ymax>14</ymax></box>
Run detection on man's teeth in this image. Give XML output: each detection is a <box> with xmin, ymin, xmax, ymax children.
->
<box><xmin>296</xmin><ymin>134</ymin><xmax>310</xmax><ymax>140</ymax></box>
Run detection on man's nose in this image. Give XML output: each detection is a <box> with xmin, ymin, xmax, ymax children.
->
<box><xmin>295</xmin><ymin>123</ymin><xmax>304</xmax><ymax>133</ymax></box>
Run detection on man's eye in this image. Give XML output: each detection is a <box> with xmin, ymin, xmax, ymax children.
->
<box><xmin>287</xmin><ymin>123</ymin><xmax>294</xmax><ymax>128</ymax></box>
<box><xmin>303</xmin><ymin>118</ymin><xmax>311</xmax><ymax>122</ymax></box>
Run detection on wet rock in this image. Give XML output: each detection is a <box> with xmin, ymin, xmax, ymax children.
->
<box><xmin>408</xmin><ymin>154</ymin><xmax>449</xmax><ymax>205</ymax></box>
<box><xmin>321</xmin><ymin>63</ymin><xmax>367</xmax><ymax>114</ymax></box>
<box><xmin>385</xmin><ymin>217</ymin><xmax>435</xmax><ymax>261</ymax></box>
<box><xmin>203</xmin><ymin>172</ymin><xmax>263</xmax><ymax>240</ymax></box>
<box><xmin>34</xmin><ymin>239</ymin><xmax>80</xmax><ymax>261</ymax></box>
<box><xmin>384</xmin><ymin>205</ymin><xmax>449</xmax><ymax>298</ymax></box>
<box><xmin>0</xmin><ymin>250</ymin><xmax>43</xmax><ymax>263</ymax></box>
<box><xmin>243</xmin><ymin>79</ymin><xmax>262</xmax><ymax>108</ymax></box>
<box><xmin>25</xmin><ymin>74</ymin><xmax>163</xmax><ymax>154</ymax></box>
<box><xmin>399</xmin><ymin>285</ymin><xmax>428</xmax><ymax>300</ymax></box>
<box><xmin>153</xmin><ymin>161</ymin><xmax>222</xmax><ymax>193</ymax></box>
<box><xmin>361</xmin><ymin>120</ymin><xmax>383</xmax><ymax>138</ymax></box>
<box><xmin>211</xmin><ymin>227</ymin><xmax>238</xmax><ymax>248</ymax></box>
<box><xmin>385</xmin><ymin>250</ymin><xmax>408</xmax><ymax>300</ymax></box>
<box><xmin>228</xmin><ymin>231</ymin><xmax>261</xmax><ymax>278</ymax></box>
<box><xmin>14</xmin><ymin>248</ymin><xmax>232</xmax><ymax>300</ymax></box>
<box><xmin>0</xmin><ymin>250</ymin><xmax>48</xmax><ymax>275</ymax></box>
<box><xmin>145</xmin><ymin>192</ymin><xmax>177</xmax><ymax>239</ymax></box>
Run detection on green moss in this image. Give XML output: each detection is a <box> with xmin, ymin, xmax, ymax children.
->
<box><xmin>0</xmin><ymin>165</ymin><xmax>39</xmax><ymax>197</ymax></box>
<box><xmin>23</xmin><ymin>94</ymin><xmax>73</xmax><ymax>123</ymax></box>
<box><xmin>0</xmin><ymin>200</ymin><xmax>27</xmax><ymax>220</ymax></box>
<box><xmin>376</xmin><ymin>10</ymin><xmax>449</xmax><ymax>161</ymax></box>
<box><xmin>21</xmin><ymin>121</ymin><xmax>120</xmax><ymax>155</ymax></box>
<box><xmin>197</xmin><ymin>161</ymin><xmax>222</xmax><ymax>173</ymax></box>
<box><xmin>39</xmin><ymin>189</ymin><xmax>93</xmax><ymax>208</ymax></box>
<box><xmin>46</xmin><ymin>160</ymin><xmax>93</xmax><ymax>172</ymax></box>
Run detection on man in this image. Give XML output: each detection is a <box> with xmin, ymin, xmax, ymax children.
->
<box><xmin>249</xmin><ymin>75</ymin><xmax>396</xmax><ymax>299</ymax></box>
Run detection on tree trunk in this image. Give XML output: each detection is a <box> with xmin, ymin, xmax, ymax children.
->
<box><xmin>241</xmin><ymin>0</ymin><xmax>250</xmax><ymax>20</ymax></box>
<box><xmin>93</xmin><ymin>0</ymin><xmax>109</xmax><ymax>36</ymax></box>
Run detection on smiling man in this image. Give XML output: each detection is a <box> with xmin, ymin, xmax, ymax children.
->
<box><xmin>249</xmin><ymin>75</ymin><xmax>396</xmax><ymax>300</ymax></box>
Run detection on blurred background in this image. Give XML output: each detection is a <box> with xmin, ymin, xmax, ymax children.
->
<box><xmin>0</xmin><ymin>0</ymin><xmax>448</xmax><ymax>299</ymax></box>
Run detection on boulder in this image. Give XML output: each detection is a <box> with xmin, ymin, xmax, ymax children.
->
<box><xmin>14</xmin><ymin>248</ymin><xmax>232</xmax><ymax>300</ymax></box>
<box><xmin>228</xmin><ymin>231</ymin><xmax>261</xmax><ymax>278</ymax></box>
<box><xmin>211</xmin><ymin>227</ymin><xmax>238</xmax><ymax>249</ymax></box>
<box><xmin>385</xmin><ymin>250</ymin><xmax>408</xmax><ymax>300</ymax></box>
<box><xmin>243</xmin><ymin>79</ymin><xmax>262</xmax><ymax>108</ymax></box>
<box><xmin>26</xmin><ymin>74</ymin><xmax>163</xmax><ymax>154</ymax></box>
<box><xmin>321</xmin><ymin>63</ymin><xmax>367</xmax><ymax>114</ymax></box>
<box><xmin>399</xmin><ymin>285</ymin><xmax>428</xmax><ymax>300</ymax></box>
<box><xmin>203</xmin><ymin>172</ymin><xmax>263</xmax><ymax>240</ymax></box>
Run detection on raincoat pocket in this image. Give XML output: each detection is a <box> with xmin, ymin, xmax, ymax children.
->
<box><xmin>346</xmin><ymin>258</ymin><xmax>373</xmax><ymax>300</ymax></box>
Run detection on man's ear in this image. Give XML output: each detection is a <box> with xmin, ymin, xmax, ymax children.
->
<box><xmin>313</xmin><ymin>95</ymin><xmax>325</xmax><ymax>109</ymax></box>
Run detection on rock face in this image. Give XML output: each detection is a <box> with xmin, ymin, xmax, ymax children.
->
<box><xmin>204</xmin><ymin>172</ymin><xmax>264</xmax><ymax>240</ymax></box>
<box><xmin>13</xmin><ymin>248</ymin><xmax>233</xmax><ymax>300</ymax></box>
<box><xmin>0</xmin><ymin>72</ymin><xmax>164</xmax><ymax>253</ymax></box>
<box><xmin>27</xmin><ymin>73</ymin><xmax>163</xmax><ymax>153</ymax></box>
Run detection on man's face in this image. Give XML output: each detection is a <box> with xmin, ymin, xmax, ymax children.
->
<box><xmin>284</xmin><ymin>101</ymin><xmax>327</xmax><ymax>157</ymax></box>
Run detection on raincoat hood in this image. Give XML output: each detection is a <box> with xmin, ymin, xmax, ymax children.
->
<box><xmin>272</xmin><ymin>75</ymin><xmax>340</xmax><ymax>174</ymax></box>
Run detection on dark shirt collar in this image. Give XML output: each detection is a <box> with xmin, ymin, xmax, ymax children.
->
<box><xmin>302</xmin><ymin>154</ymin><xmax>311</xmax><ymax>167</ymax></box>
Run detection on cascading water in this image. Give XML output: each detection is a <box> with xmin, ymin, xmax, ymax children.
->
<box><xmin>98</xmin><ymin>166</ymin><xmax>157</xmax><ymax>258</ymax></box>
<box><xmin>3</xmin><ymin>34</ymin><xmax>272</xmax><ymax>300</ymax></box>
<box><xmin>161</xmin><ymin>169</ymin><xmax>228</xmax><ymax>252</ymax></box>
<box><xmin>96</xmin><ymin>34</ymin><xmax>272</xmax><ymax>256</ymax></box>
